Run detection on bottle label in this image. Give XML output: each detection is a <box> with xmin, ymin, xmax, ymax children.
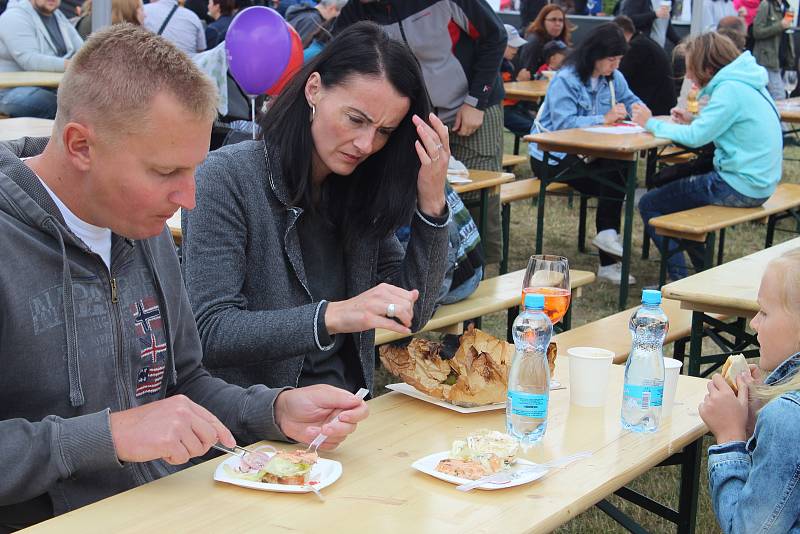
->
<box><xmin>508</xmin><ymin>391</ymin><xmax>548</xmax><ymax>418</ymax></box>
<box><xmin>623</xmin><ymin>384</ymin><xmax>663</xmax><ymax>409</ymax></box>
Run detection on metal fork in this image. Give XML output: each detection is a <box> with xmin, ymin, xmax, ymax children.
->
<box><xmin>306</xmin><ymin>388</ymin><xmax>370</xmax><ymax>453</ymax></box>
<box><xmin>455</xmin><ymin>450</ymin><xmax>592</xmax><ymax>492</ymax></box>
<box><xmin>212</xmin><ymin>443</ymin><xmax>254</xmax><ymax>457</ymax></box>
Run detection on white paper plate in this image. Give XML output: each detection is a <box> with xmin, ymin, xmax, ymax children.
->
<box><xmin>386</xmin><ymin>381</ymin><xmax>565</xmax><ymax>414</ymax></box>
<box><xmin>412</xmin><ymin>451</ymin><xmax>548</xmax><ymax>490</ymax></box>
<box><xmin>213</xmin><ymin>453</ymin><xmax>342</xmax><ymax>493</ymax></box>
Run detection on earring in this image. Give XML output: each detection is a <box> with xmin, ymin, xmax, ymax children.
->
<box><xmin>310</xmin><ymin>104</ymin><xmax>316</xmax><ymax>122</ymax></box>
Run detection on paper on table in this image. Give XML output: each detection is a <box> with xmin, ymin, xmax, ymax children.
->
<box><xmin>447</xmin><ymin>174</ymin><xmax>472</xmax><ymax>184</ymax></box>
<box><xmin>583</xmin><ymin>124</ymin><xmax>646</xmax><ymax>134</ymax></box>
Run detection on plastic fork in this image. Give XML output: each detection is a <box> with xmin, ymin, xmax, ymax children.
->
<box><xmin>306</xmin><ymin>388</ymin><xmax>370</xmax><ymax>453</ymax></box>
<box><xmin>455</xmin><ymin>450</ymin><xmax>593</xmax><ymax>492</ymax></box>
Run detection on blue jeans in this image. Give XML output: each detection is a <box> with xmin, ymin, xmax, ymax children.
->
<box><xmin>503</xmin><ymin>102</ymin><xmax>534</xmax><ymax>137</ymax></box>
<box><xmin>639</xmin><ymin>171</ymin><xmax>769</xmax><ymax>280</ymax></box>
<box><xmin>0</xmin><ymin>86</ymin><xmax>58</xmax><ymax>119</ymax></box>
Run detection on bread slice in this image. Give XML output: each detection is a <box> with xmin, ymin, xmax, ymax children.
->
<box><xmin>721</xmin><ymin>354</ymin><xmax>749</xmax><ymax>393</ymax></box>
<box><xmin>261</xmin><ymin>450</ymin><xmax>318</xmax><ymax>485</ymax></box>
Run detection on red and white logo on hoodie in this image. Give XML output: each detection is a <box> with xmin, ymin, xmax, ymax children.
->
<box><xmin>131</xmin><ymin>297</ymin><xmax>167</xmax><ymax>397</ymax></box>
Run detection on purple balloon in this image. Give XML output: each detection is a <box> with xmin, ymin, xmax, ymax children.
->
<box><xmin>226</xmin><ymin>7</ymin><xmax>292</xmax><ymax>95</ymax></box>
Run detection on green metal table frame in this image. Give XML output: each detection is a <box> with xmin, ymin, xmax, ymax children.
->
<box><xmin>595</xmin><ymin>438</ymin><xmax>703</xmax><ymax>534</ymax></box>
<box><xmin>535</xmin><ymin>151</ymin><xmax>638</xmax><ymax>311</ymax></box>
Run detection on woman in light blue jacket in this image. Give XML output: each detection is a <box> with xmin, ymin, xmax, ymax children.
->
<box><xmin>632</xmin><ymin>32</ymin><xmax>782</xmax><ymax>280</ymax></box>
<box><xmin>698</xmin><ymin>249</ymin><xmax>800</xmax><ymax>533</ymax></box>
<box><xmin>529</xmin><ymin>23</ymin><xmax>643</xmax><ymax>285</ymax></box>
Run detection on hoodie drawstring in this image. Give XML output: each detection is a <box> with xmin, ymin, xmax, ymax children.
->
<box><xmin>44</xmin><ymin>217</ymin><xmax>85</xmax><ymax>407</ymax></box>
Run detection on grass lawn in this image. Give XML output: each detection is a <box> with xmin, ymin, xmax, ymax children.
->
<box><xmin>372</xmin><ymin>133</ymin><xmax>800</xmax><ymax>533</ymax></box>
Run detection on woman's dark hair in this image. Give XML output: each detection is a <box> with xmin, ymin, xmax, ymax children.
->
<box><xmin>259</xmin><ymin>21</ymin><xmax>431</xmax><ymax>244</ymax></box>
<box><xmin>565</xmin><ymin>23</ymin><xmax>628</xmax><ymax>83</ymax></box>
<box><xmin>211</xmin><ymin>0</ymin><xmax>235</xmax><ymax>16</ymax></box>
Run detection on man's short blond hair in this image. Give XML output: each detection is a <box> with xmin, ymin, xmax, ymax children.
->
<box><xmin>55</xmin><ymin>24</ymin><xmax>218</xmax><ymax>139</ymax></box>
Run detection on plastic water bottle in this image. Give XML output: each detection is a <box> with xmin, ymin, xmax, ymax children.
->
<box><xmin>621</xmin><ymin>289</ymin><xmax>669</xmax><ymax>432</ymax></box>
<box><xmin>507</xmin><ymin>293</ymin><xmax>553</xmax><ymax>446</ymax></box>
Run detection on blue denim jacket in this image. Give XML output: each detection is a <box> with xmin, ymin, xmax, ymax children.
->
<box><xmin>707</xmin><ymin>352</ymin><xmax>800</xmax><ymax>533</ymax></box>
<box><xmin>528</xmin><ymin>65</ymin><xmax>642</xmax><ymax>164</ymax></box>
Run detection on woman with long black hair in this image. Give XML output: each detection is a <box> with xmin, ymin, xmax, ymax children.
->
<box><xmin>528</xmin><ymin>23</ymin><xmax>643</xmax><ymax>285</ymax></box>
<box><xmin>181</xmin><ymin>21</ymin><xmax>450</xmax><ymax>393</ymax></box>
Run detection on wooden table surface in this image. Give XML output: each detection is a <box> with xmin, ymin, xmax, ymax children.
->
<box><xmin>25</xmin><ymin>358</ymin><xmax>709</xmax><ymax>534</ymax></box>
<box><xmin>450</xmin><ymin>169</ymin><xmax>514</xmax><ymax>195</ymax></box>
<box><xmin>0</xmin><ymin>117</ymin><xmax>54</xmax><ymax>141</ymax></box>
<box><xmin>777</xmin><ymin>97</ymin><xmax>800</xmax><ymax>123</ymax></box>
<box><xmin>0</xmin><ymin>71</ymin><xmax>63</xmax><ymax>89</ymax></box>
<box><xmin>662</xmin><ymin>237</ymin><xmax>800</xmax><ymax>317</ymax></box>
<box><xmin>503</xmin><ymin>80</ymin><xmax>549</xmax><ymax>101</ymax></box>
<box><xmin>525</xmin><ymin>128</ymin><xmax>671</xmax><ymax>161</ymax></box>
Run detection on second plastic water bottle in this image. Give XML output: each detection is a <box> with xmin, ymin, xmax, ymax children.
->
<box><xmin>621</xmin><ymin>289</ymin><xmax>669</xmax><ymax>433</ymax></box>
<box><xmin>506</xmin><ymin>293</ymin><xmax>553</xmax><ymax>446</ymax></box>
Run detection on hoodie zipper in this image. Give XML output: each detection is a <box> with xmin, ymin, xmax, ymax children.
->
<box><xmin>101</xmin><ymin>255</ymin><xmax>148</xmax><ymax>486</ymax></box>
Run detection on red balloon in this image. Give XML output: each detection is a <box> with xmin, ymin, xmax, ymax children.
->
<box><xmin>266</xmin><ymin>23</ymin><xmax>304</xmax><ymax>97</ymax></box>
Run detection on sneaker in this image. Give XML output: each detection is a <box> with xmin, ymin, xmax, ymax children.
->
<box><xmin>597</xmin><ymin>263</ymin><xmax>637</xmax><ymax>286</ymax></box>
<box><xmin>592</xmin><ymin>229</ymin><xmax>624</xmax><ymax>258</ymax></box>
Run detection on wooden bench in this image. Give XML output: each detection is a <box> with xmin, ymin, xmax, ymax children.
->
<box><xmin>499</xmin><ymin>178</ymin><xmax>573</xmax><ymax>274</ymax></box>
<box><xmin>374</xmin><ymin>268</ymin><xmax>595</xmax><ymax>346</ymax></box>
<box><xmin>648</xmin><ymin>182</ymin><xmax>800</xmax><ymax>285</ymax></box>
<box><xmin>502</xmin><ymin>153</ymin><xmax>528</xmax><ymax>172</ymax></box>
<box><xmin>657</xmin><ymin>145</ymin><xmax>697</xmax><ymax>165</ymax></box>
<box><xmin>553</xmin><ymin>298</ymin><xmax>695</xmax><ymax>364</ymax></box>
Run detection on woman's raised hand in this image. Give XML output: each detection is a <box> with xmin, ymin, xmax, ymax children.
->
<box><xmin>603</xmin><ymin>103</ymin><xmax>628</xmax><ymax>125</ymax></box>
<box><xmin>324</xmin><ymin>283</ymin><xmax>420</xmax><ymax>335</ymax></box>
<box><xmin>413</xmin><ymin>113</ymin><xmax>449</xmax><ymax>218</ymax></box>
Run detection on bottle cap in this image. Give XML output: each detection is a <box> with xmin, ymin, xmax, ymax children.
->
<box><xmin>641</xmin><ymin>289</ymin><xmax>661</xmax><ymax>305</ymax></box>
<box><xmin>524</xmin><ymin>293</ymin><xmax>545</xmax><ymax>310</ymax></box>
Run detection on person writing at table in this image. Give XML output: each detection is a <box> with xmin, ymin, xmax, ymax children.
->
<box><xmin>0</xmin><ymin>25</ymin><xmax>368</xmax><ymax>531</ymax></box>
<box><xmin>698</xmin><ymin>248</ymin><xmax>800</xmax><ymax>533</ymax></box>
<box><xmin>182</xmin><ymin>21</ymin><xmax>450</xmax><ymax>393</ymax></box>
<box><xmin>528</xmin><ymin>23</ymin><xmax>643</xmax><ymax>285</ymax></box>
<box><xmin>631</xmin><ymin>32</ymin><xmax>781</xmax><ymax>281</ymax></box>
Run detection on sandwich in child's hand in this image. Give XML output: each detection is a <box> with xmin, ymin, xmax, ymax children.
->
<box><xmin>435</xmin><ymin>429</ymin><xmax>519</xmax><ymax>480</ymax></box>
<box><xmin>720</xmin><ymin>354</ymin><xmax>749</xmax><ymax>393</ymax></box>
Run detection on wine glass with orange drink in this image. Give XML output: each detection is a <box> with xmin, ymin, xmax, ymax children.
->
<box><xmin>522</xmin><ymin>255</ymin><xmax>570</xmax><ymax>324</ymax></box>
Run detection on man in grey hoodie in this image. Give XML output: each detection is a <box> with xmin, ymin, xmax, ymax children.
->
<box><xmin>0</xmin><ymin>24</ymin><xmax>368</xmax><ymax>531</ymax></box>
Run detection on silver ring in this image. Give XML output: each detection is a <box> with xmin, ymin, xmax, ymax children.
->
<box><xmin>435</xmin><ymin>143</ymin><xmax>444</xmax><ymax>151</ymax></box>
<box><xmin>386</xmin><ymin>303</ymin><xmax>396</xmax><ymax>318</ymax></box>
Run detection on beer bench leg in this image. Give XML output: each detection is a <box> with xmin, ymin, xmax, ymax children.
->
<box><xmin>594</xmin><ymin>437</ymin><xmax>702</xmax><ymax>534</ymax></box>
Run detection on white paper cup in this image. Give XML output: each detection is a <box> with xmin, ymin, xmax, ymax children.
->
<box><xmin>567</xmin><ymin>347</ymin><xmax>615</xmax><ymax>407</ymax></box>
<box><xmin>661</xmin><ymin>357</ymin><xmax>683</xmax><ymax>418</ymax></box>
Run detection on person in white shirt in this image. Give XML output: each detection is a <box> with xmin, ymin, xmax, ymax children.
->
<box><xmin>143</xmin><ymin>0</ymin><xmax>205</xmax><ymax>55</ymax></box>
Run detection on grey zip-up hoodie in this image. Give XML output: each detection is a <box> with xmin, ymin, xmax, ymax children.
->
<box><xmin>0</xmin><ymin>138</ymin><xmax>288</xmax><ymax>524</ymax></box>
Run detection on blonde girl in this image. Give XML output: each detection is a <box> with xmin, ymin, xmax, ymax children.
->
<box><xmin>699</xmin><ymin>248</ymin><xmax>800</xmax><ymax>533</ymax></box>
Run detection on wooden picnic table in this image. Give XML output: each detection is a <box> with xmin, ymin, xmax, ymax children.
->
<box><xmin>662</xmin><ymin>237</ymin><xmax>800</xmax><ymax>376</ymax></box>
<box><xmin>524</xmin><ymin>128</ymin><xmax>671</xmax><ymax>310</ymax></box>
<box><xmin>0</xmin><ymin>117</ymin><xmax>54</xmax><ymax>141</ymax></box>
<box><xmin>503</xmin><ymin>79</ymin><xmax>549</xmax><ymax>102</ymax></box>
<box><xmin>23</xmin><ymin>357</ymin><xmax>709</xmax><ymax>534</ymax></box>
<box><xmin>373</xmin><ymin>268</ymin><xmax>595</xmax><ymax>345</ymax></box>
<box><xmin>777</xmin><ymin>97</ymin><xmax>800</xmax><ymax>123</ymax></box>
<box><xmin>0</xmin><ymin>71</ymin><xmax>63</xmax><ymax>89</ymax></box>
